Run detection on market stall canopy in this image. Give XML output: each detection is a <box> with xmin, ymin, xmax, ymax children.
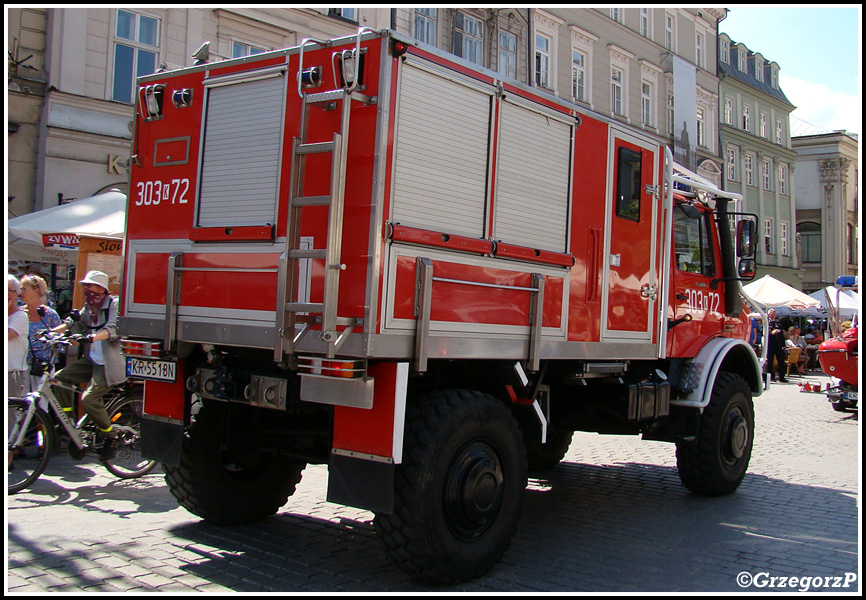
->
<box><xmin>7</xmin><ymin>191</ymin><xmax>127</xmax><ymax>266</ymax></box>
<box><xmin>742</xmin><ymin>275</ymin><xmax>824</xmax><ymax>317</ymax></box>
<box><xmin>808</xmin><ymin>286</ymin><xmax>859</xmax><ymax>320</ymax></box>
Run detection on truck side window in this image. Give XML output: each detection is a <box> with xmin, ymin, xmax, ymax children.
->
<box><xmin>673</xmin><ymin>205</ymin><xmax>715</xmax><ymax>276</ymax></box>
<box><xmin>615</xmin><ymin>146</ymin><xmax>642</xmax><ymax>222</ymax></box>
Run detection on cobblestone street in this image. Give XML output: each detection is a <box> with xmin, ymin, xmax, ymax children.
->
<box><xmin>7</xmin><ymin>372</ymin><xmax>859</xmax><ymax>593</ymax></box>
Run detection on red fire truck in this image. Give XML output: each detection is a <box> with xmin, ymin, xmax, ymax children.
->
<box><xmin>120</xmin><ymin>29</ymin><xmax>763</xmax><ymax>583</ymax></box>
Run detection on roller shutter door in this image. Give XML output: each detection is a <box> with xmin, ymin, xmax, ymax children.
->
<box><xmin>495</xmin><ymin>101</ymin><xmax>572</xmax><ymax>252</ymax></box>
<box><xmin>197</xmin><ymin>72</ymin><xmax>286</xmax><ymax>228</ymax></box>
<box><xmin>392</xmin><ymin>64</ymin><xmax>492</xmax><ymax>238</ymax></box>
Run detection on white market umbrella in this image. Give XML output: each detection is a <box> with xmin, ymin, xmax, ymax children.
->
<box><xmin>7</xmin><ymin>190</ymin><xmax>127</xmax><ymax>265</ymax></box>
<box><xmin>809</xmin><ymin>286</ymin><xmax>859</xmax><ymax>320</ymax></box>
<box><xmin>742</xmin><ymin>275</ymin><xmax>822</xmax><ymax>316</ymax></box>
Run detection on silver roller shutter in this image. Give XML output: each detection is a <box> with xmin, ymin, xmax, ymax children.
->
<box><xmin>197</xmin><ymin>72</ymin><xmax>286</xmax><ymax>228</ymax></box>
<box><xmin>494</xmin><ymin>101</ymin><xmax>572</xmax><ymax>252</ymax></box>
<box><xmin>392</xmin><ymin>64</ymin><xmax>492</xmax><ymax>238</ymax></box>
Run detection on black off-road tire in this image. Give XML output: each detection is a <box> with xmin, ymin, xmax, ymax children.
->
<box><xmin>524</xmin><ymin>427</ymin><xmax>574</xmax><ymax>471</ymax></box>
<box><xmin>373</xmin><ymin>389</ymin><xmax>527</xmax><ymax>584</ymax></box>
<box><xmin>164</xmin><ymin>401</ymin><xmax>305</xmax><ymax>525</ymax></box>
<box><xmin>676</xmin><ymin>372</ymin><xmax>754</xmax><ymax>496</ymax></box>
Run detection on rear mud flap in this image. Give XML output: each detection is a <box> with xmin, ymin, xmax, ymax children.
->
<box><xmin>141</xmin><ymin>415</ymin><xmax>184</xmax><ymax>467</ymax></box>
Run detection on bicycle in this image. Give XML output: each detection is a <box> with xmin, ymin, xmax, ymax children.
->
<box><xmin>8</xmin><ymin>332</ymin><xmax>157</xmax><ymax>494</ymax></box>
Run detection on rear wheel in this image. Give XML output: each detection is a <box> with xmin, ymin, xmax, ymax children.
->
<box><xmin>164</xmin><ymin>401</ymin><xmax>305</xmax><ymax>525</ymax></box>
<box><xmin>102</xmin><ymin>392</ymin><xmax>158</xmax><ymax>478</ymax></box>
<box><xmin>8</xmin><ymin>403</ymin><xmax>54</xmax><ymax>495</ymax></box>
<box><xmin>676</xmin><ymin>372</ymin><xmax>754</xmax><ymax>495</ymax></box>
<box><xmin>374</xmin><ymin>389</ymin><xmax>527</xmax><ymax>584</ymax></box>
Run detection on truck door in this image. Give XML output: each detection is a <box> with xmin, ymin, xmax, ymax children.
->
<box><xmin>602</xmin><ymin>130</ymin><xmax>659</xmax><ymax>342</ymax></box>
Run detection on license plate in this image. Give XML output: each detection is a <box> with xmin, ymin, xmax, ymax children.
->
<box><xmin>844</xmin><ymin>391</ymin><xmax>858</xmax><ymax>401</ymax></box>
<box><xmin>126</xmin><ymin>357</ymin><xmax>177</xmax><ymax>382</ymax></box>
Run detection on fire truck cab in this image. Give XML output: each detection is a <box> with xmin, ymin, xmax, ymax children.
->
<box><xmin>120</xmin><ymin>29</ymin><xmax>763</xmax><ymax>583</ymax></box>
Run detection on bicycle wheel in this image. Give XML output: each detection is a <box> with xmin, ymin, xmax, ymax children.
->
<box><xmin>8</xmin><ymin>402</ymin><xmax>55</xmax><ymax>494</ymax></box>
<box><xmin>102</xmin><ymin>392</ymin><xmax>158</xmax><ymax>479</ymax></box>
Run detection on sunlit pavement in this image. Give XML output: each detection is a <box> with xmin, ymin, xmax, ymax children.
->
<box><xmin>7</xmin><ymin>371</ymin><xmax>858</xmax><ymax>592</ymax></box>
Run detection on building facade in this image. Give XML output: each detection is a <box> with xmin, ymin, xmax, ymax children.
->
<box><xmin>791</xmin><ymin>132</ymin><xmax>859</xmax><ymax>293</ymax></box>
<box><xmin>8</xmin><ymin>7</ymin><xmax>729</xmax><ymax>219</ymax></box>
<box><xmin>717</xmin><ymin>33</ymin><xmax>798</xmax><ymax>287</ymax></box>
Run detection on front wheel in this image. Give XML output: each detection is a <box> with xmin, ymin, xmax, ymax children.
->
<box><xmin>8</xmin><ymin>403</ymin><xmax>55</xmax><ymax>495</ymax></box>
<box><xmin>676</xmin><ymin>372</ymin><xmax>754</xmax><ymax>496</ymax></box>
<box><xmin>102</xmin><ymin>392</ymin><xmax>158</xmax><ymax>479</ymax></box>
<box><xmin>374</xmin><ymin>389</ymin><xmax>527</xmax><ymax>584</ymax></box>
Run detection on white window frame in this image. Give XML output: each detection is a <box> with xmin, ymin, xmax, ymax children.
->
<box><xmin>667</xmin><ymin>93</ymin><xmax>675</xmax><ymax>136</ymax></box>
<box><xmin>771</xmin><ymin>67</ymin><xmax>779</xmax><ymax>89</ymax></box>
<box><xmin>498</xmin><ymin>30</ymin><xmax>516</xmax><ymax>79</ymax></box>
<box><xmin>535</xmin><ymin>33</ymin><xmax>552</xmax><ymax>89</ymax></box>
<box><xmin>764</xmin><ymin>218</ymin><xmax>775</xmax><ymax>255</ymax></box>
<box><xmin>640</xmin><ymin>8</ymin><xmax>651</xmax><ymax>39</ymax></box>
<box><xmin>742</xmin><ymin>105</ymin><xmax>750</xmax><ymax>132</ymax></box>
<box><xmin>611</xmin><ymin>68</ymin><xmax>624</xmax><ymax>116</ymax></box>
<box><xmin>641</xmin><ymin>81</ymin><xmax>653</xmax><ymax>127</ymax></box>
<box><xmin>727</xmin><ymin>146</ymin><xmax>738</xmax><ymax>182</ymax></box>
<box><xmin>762</xmin><ymin>159</ymin><xmax>772</xmax><ymax>191</ymax></box>
<box><xmin>724</xmin><ymin>97</ymin><xmax>733</xmax><ymax>125</ymax></box>
<box><xmin>775</xmin><ymin>119</ymin><xmax>784</xmax><ymax>145</ymax></box>
<box><xmin>780</xmin><ymin>221</ymin><xmax>789</xmax><ymax>257</ymax></box>
<box><xmin>755</xmin><ymin>56</ymin><xmax>764</xmax><ymax>82</ymax></box>
<box><xmin>414</xmin><ymin>8</ymin><xmax>437</xmax><ymax>46</ymax></box>
<box><xmin>572</xmin><ymin>50</ymin><xmax>587</xmax><ymax>102</ymax></box>
<box><xmin>570</xmin><ymin>26</ymin><xmax>597</xmax><ymax>107</ymax></box>
<box><xmin>720</xmin><ymin>39</ymin><xmax>729</xmax><ymax>64</ymax></box>
<box><xmin>329</xmin><ymin>8</ymin><xmax>358</xmax><ymax>22</ymax></box>
<box><xmin>610</xmin><ymin>8</ymin><xmax>622</xmax><ymax>23</ymax></box>
<box><xmin>609</xmin><ymin>45</ymin><xmax>633</xmax><ymax>120</ymax></box>
<box><xmin>738</xmin><ymin>48</ymin><xmax>746</xmax><ymax>72</ymax></box>
<box><xmin>110</xmin><ymin>9</ymin><xmax>161</xmax><ymax>104</ymax></box>
<box><xmin>665</xmin><ymin>13</ymin><xmax>676</xmax><ymax>52</ymax></box>
<box><xmin>533</xmin><ymin>11</ymin><xmax>564</xmax><ymax>94</ymax></box>
<box><xmin>696</xmin><ymin>107</ymin><xmax>705</xmax><ymax>147</ymax></box>
<box><xmin>760</xmin><ymin>112</ymin><xmax>768</xmax><ymax>138</ymax></box>
<box><xmin>779</xmin><ymin>163</ymin><xmax>788</xmax><ymax>195</ymax></box>
<box><xmin>232</xmin><ymin>40</ymin><xmax>267</xmax><ymax>58</ymax></box>
<box><xmin>744</xmin><ymin>154</ymin><xmax>754</xmax><ymax>187</ymax></box>
<box><xmin>454</xmin><ymin>11</ymin><xmax>484</xmax><ymax>66</ymax></box>
<box><xmin>695</xmin><ymin>32</ymin><xmax>704</xmax><ymax>69</ymax></box>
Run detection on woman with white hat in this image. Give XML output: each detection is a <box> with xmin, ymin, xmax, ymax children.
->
<box><xmin>52</xmin><ymin>270</ymin><xmax>126</xmax><ymax>461</ymax></box>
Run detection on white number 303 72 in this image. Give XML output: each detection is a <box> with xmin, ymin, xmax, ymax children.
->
<box><xmin>135</xmin><ymin>178</ymin><xmax>190</xmax><ymax>206</ymax></box>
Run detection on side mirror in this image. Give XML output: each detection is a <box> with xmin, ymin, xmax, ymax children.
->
<box><xmin>738</xmin><ymin>258</ymin><xmax>756</xmax><ymax>279</ymax></box>
<box><xmin>736</xmin><ymin>219</ymin><xmax>756</xmax><ymax>258</ymax></box>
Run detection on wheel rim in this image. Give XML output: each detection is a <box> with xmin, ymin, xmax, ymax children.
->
<box><xmin>721</xmin><ymin>403</ymin><xmax>749</xmax><ymax>467</ymax></box>
<box><xmin>443</xmin><ymin>441</ymin><xmax>505</xmax><ymax>541</ymax></box>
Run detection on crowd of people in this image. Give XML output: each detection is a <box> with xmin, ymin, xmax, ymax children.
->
<box><xmin>7</xmin><ymin>270</ymin><xmax>125</xmax><ymax>461</ymax></box>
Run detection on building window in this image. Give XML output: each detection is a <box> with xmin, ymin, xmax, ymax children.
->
<box><xmin>775</xmin><ymin>119</ymin><xmax>784</xmax><ymax>145</ymax></box>
<box><xmin>696</xmin><ymin>107</ymin><xmax>706</xmax><ymax>146</ymax></box>
<box><xmin>665</xmin><ymin>14</ymin><xmax>675</xmax><ymax>51</ymax></box>
<box><xmin>667</xmin><ymin>93</ymin><xmax>674</xmax><ymax>136</ymax></box>
<box><xmin>535</xmin><ymin>33</ymin><xmax>551</xmax><ymax>88</ymax></box>
<box><xmin>760</xmin><ymin>113</ymin><xmax>768</xmax><ymax>138</ymax></box>
<box><xmin>762</xmin><ymin>159</ymin><xmax>771</xmax><ymax>191</ymax></box>
<box><xmin>695</xmin><ymin>33</ymin><xmax>703</xmax><ymax>69</ymax></box>
<box><xmin>742</xmin><ymin>105</ymin><xmax>750</xmax><ymax>132</ymax></box>
<box><xmin>779</xmin><ymin>164</ymin><xmax>788</xmax><ymax>195</ymax></box>
<box><xmin>640</xmin><ymin>9</ymin><xmax>650</xmax><ymax>38</ymax></box>
<box><xmin>611</xmin><ymin>68</ymin><xmax>624</xmax><ymax>116</ymax></box>
<box><xmin>738</xmin><ymin>48</ymin><xmax>746</xmax><ymax>72</ymax></box>
<box><xmin>232</xmin><ymin>41</ymin><xmax>266</xmax><ymax>58</ymax></box>
<box><xmin>780</xmin><ymin>221</ymin><xmax>789</xmax><ymax>256</ymax></box>
<box><xmin>414</xmin><ymin>8</ymin><xmax>437</xmax><ymax>45</ymax></box>
<box><xmin>112</xmin><ymin>9</ymin><xmax>159</xmax><ymax>104</ymax></box>
<box><xmin>755</xmin><ymin>57</ymin><xmax>764</xmax><ymax>82</ymax></box>
<box><xmin>454</xmin><ymin>12</ymin><xmax>484</xmax><ymax>66</ymax></box>
<box><xmin>724</xmin><ymin>97</ymin><xmax>733</xmax><ymax>125</ymax></box>
<box><xmin>641</xmin><ymin>82</ymin><xmax>653</xmax><ymax>126</ymax></box>
<box><xmin>572</xmin><ymin>50</ymin><xmax>586</xmax><ymax>102</ymax></box>
<box><xmin>798</xmin><ymin>222</ymin><xmax>821</xmax><ymax>263</ymax></box>
<box><xmin>727</xmin><ymin>147</ymin><xmax>737</xmax><ymax>181</ymax></box>
<box><xmin>744</xmin><ymin>154</ymin><xmax>754</xmax><ymax>186</ymax></box>
<box><xmin>764</xmin><ymin>218</ymin><xmax>775</xmax><ymax>255</ymax></box>
<box><xmin>329</xmin><ymin>8</ymin><xmax>357</xmax><ymax>22</ymax></box>
<box><xmin>498</xmin><ymin>31</ymin><xmax>516</xmax><ymax>79</ymax></box>
<box><xmin>771</xmin><ymin>67</ymin><xmax>778</xmax><ymax>88</ymax></box>
<box><xmin>610</xmin><ymin>8</ymin><xmax>621</xmax><ymax>23</ymax></box>
<box><xmin>720</xmin><ymin>39</ymin><xmax>729</xmax><ymax>63</ymax></box>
